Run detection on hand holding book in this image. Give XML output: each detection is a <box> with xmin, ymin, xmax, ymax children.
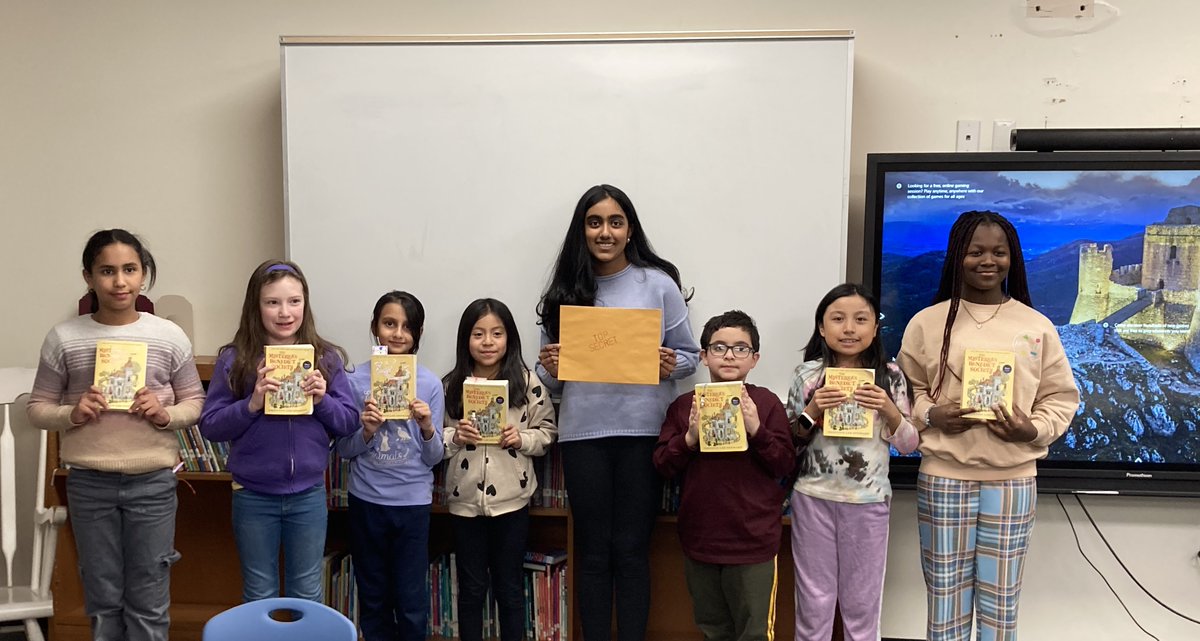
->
<box><xmin>300</xmin><ymin>369</ymin><xmax>327</xmax><ymax>405</ymax></box>
<box><xmin>851</xmin><ymin>384</ymin><xmax>902</xmax><ymax>431</ymax></box>
<box><xmin>69</xmin><ymin>385</ymin><xmax>109</xmax><ymax>426</ymax></box>
<box><xmin>499</xmin><ymin>424</ymin><xmax>523</xmax><ymax>450</ymax></box>
<box><xmin>130</xmin><ymin>387</ymin><xmax>170</xmax><ymax>427</ymax></box>
<box><xmin>411</xmin><ymin>399</ymin><xmax>434</xmax><ymax>439</ymax></box>
<box><xmin>925</xmin><ymin>405</ymin><xmax>979</xmax><ymax>434</ymax></box>
<box><xmin>985</xmin><ymin>403</ymin><xmax>1037</xmax><ymax>443</ymax></box>
<box><xmin>452</xmin><ymin>418</ymin><xmax>482</xmax><ymax>446</ymax></box>
<box><xmin>361</xmin><ymin>396</ymin><xmax>384</xmax><ymax>441</ymax></box>
<box><xmin>247</xmin><ymin>359</ymin><xmax>281</xmax><ymax>414</ymax></box>
<box><xmin>684</xmin><ymin>397</ymin><xmax>700</xmax><ymax>450</ymax></box>
<box><xmin>740</xmin><ymin>386</ymin><xmax>761</xmax><ymax>437</ymax></box>
<box><xmin>808</xmin><ymin>385</ymin><xmax>848</xmax><ymax>412</ymax></box>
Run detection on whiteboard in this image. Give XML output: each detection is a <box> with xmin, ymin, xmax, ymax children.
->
<box><xmin>282</xmin><ymin>31</ymin><xmax>853</xmax><ymax>396</ymax></box>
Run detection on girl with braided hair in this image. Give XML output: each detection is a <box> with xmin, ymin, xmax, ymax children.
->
<box><xmin>897</xmin><ymin>211</ymin><xmax>1079</xmax><ymax>641</ymax></box>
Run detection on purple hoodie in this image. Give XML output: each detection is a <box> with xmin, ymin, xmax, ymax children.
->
<box><xmin>200</xmin><ymin>347</ymin><xmax>359</xmax><ymax>495</ymax></box>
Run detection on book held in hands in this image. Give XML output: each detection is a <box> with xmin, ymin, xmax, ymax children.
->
<box><xmin>695</xmin><ymin>381</ymin><xmax>748</xmax><ymax>452</ymax></box>
<box><xmin>464</xmin><ymin>379</ymin><xmax>508</xmax><ymax>446</ymax></box>
<box><xmin>822</xmin><ymin>367</ymin><xmax>874</xmax><ymax>439</ymax></box>
<box><xmin>94</xmin><ymin>340</ymin><xmax>147</xmax><ymax>411</ymax></box>
<box><xmin>265</xmin><ymin>344</ymin><xmax>315</xmax><ymax>415</ymax></box>
<box><xmin>961</xmin><ymin>349</ymin><xmax>1015</xmax><ymax>420</ymax></box>
<box><xmin>371</xmin><ymin>351</ymin><xmax>416</xmax><ymax>420</ymax></box>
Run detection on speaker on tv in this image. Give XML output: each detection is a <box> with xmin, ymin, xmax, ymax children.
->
<box><xmin>1010</xmin><ymin>127</ymin><xmax>1200</xmax><ymax>152</ymax></box>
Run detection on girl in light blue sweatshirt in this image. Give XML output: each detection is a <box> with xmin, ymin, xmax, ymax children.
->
<box><xmin>536</xmin><ymin>184</ymin><xmax>700</xmax><ymax>641</ymax></box>
<box><xmin>335</xmin><ymin>290</ymin><xmax>444</xmax><ymax>641</ymax></box>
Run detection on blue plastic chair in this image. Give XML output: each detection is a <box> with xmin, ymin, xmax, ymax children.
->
<box><xmin>201</xmin><ymin>597</ymin><xmax>357</xmax><ymax>641</ymax></box>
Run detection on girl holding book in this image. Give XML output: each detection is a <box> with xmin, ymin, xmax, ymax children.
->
<box><xmin>786</xmin><ymin>283</ymin><xmax>918</xmax><ymax>641</ymax></box>
<box><xmin>897</xmin><ymin>211</ymin><xmax>1079</xmax><ymax>641</ymax></box>
<box><xmin>443</xmin><ymin>298</ymin><xmax>557</xmax><ymax>641</ymax></box>
<box><xmin>536</xmin><ymin>184</ymin><xmax>700</xmax><ymax>641</ymax></box>
<box><xmin>334</xmin><ymin>290</ymin><xmax>444</xmax><ymax>641</ymax></box>
<box><xmin>199</xmin><ymin>260</ymin><xmax>359</xmax><ymax>603</ymax></box>
<box><xmin>28</xmin><ymin>229</ymin><xmax>205</xmax><ymax>641</ymax></box>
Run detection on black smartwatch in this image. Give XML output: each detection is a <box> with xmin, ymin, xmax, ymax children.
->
<box><xmin>796</xmin><ymin>411</ymin><xmax>817</xmax><ymax>431</ymax></box>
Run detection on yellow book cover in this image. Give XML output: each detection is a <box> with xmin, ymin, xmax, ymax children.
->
<box><xmin>264</xmin><ymin>344</ymin><xmax>315</xmax><ymax>416</ymax></box>
<box><xmin>94</xmin><ymin>340</ymin><xmax>148</xmax><ymax>411</ymax></box>
<box><xmin>695</xmin><ymin>381</ymin><xmax>748</xmax><ymax>453</ymax></box>
<box><xmin>371</xmin><ymin>353</ymin><xmax>416</xmax><ymax>420</ymax></box>
<box><xmin>823</xmin><ymin>367</ymin><xmax>875</xmax><ymax>439</ymax></box>
<box><xmin>463</xmin><ymin>378</ymin><xmax>508</xmax><ymax>446</ymax></box>
<box><xmin>961</xmin><ymin>349</ymin><xmax>1015</xmax><ymax>420</ymax></box>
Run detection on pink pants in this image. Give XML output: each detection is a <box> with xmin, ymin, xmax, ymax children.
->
<box><xmin>790</xmin><ymin>491</ymin><xmax>891</xmax><ymax>641</ymax></box>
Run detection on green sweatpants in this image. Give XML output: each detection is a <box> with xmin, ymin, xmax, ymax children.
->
<box><xmin>682</xmin><ymin>556</ymin><xmax>778</xmax><ymax>641</ymax></box>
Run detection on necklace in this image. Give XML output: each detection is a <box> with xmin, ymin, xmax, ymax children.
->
<box><xmin>962</xmin><ymin>299</ymin><xmax>1005</xmax><ymax>329</ymax></box>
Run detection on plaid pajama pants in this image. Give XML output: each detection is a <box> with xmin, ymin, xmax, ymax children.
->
<box><xmin>917</xmin><ymin>473</ymin><xmax>1036</xmax><ymax>641</ymax></box>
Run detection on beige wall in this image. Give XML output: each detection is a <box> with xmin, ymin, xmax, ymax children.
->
<box><xmin>4</xmin><ymin>2</ymin><xmax>1200</xmax><ymax>638</ymax></box>
<box><xmin>5</xmin><ymin>1</ymin><xmax>1198</xmax><ymax>366</ymax></box>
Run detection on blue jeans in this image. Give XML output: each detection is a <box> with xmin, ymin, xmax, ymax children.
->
<box><xmin>66</xmin><ymin>468</ymin><xmax>180</xmax><ymax>641</ymax></box>
<box><xmin>231</xmin><ymin>484</ymin><xmax>328</xmax><ymax>602</ymax></box>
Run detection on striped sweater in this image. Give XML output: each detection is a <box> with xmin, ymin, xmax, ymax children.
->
<box><xmin>27</xmin><ymin>313</ymin><xmax>205</xmax><ymax>474</ymax></box>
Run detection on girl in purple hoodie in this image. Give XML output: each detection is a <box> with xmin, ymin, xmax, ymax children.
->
<box><xmin>200</xmin><ymin>260</ymin><xmax>359</xmax><ymax>602</ymax></box>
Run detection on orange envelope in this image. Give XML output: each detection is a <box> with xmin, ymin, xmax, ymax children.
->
<box><xmin>558</xmin><ymin>306</ymin><xmax>663</xmax><ymax>385</ymax></box>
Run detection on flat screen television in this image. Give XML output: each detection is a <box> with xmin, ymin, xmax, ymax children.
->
<box><xmin>864</xmin><ymin>151</ymin><xmax>1200</xmax><ymax>495</ymax></box>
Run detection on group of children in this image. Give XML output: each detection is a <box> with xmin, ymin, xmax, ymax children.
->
<box><xmin>27</xmin><ymin>184</ymin><xmax>1079</xmax><ymax>641</ymax></box>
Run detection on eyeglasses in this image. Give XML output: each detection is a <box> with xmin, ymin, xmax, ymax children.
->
<box><xmin>706</xmin><ymin>343</ymin><xmax>755</xmax><ymax>359</ymax></box>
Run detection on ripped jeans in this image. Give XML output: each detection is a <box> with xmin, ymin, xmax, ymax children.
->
<box><xmin>66</xmin><ymin>468</ymin><xmax>180</xmax><ymax>641</ymax></box>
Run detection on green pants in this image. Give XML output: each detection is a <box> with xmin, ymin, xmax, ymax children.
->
<box><xmin>683</xmin><ymin>556</ymin><xmax>778</xmax><ymax>641</ymax></box>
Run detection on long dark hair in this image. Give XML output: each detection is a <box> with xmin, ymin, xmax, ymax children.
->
<box><xmin>930</xmin><ymin>211</ymin><xmax>1031</xmax><ymax>400</ymax></box>
<box><xmin>443</xmin><ymin>298</ymin><xmax>530</xmax><ymax>418</ymax></box>
<box><xmin>802</xmin><ymin>283</ymin><xmax>895</xmax><ymax>395</ymax></box>
<box><xmin>220</xmin><ymin>259</ymin><xmax>348</xmax><ymax>397</ymax></box>
<box><xmin>82</xmin><ymin>228</ymin><xmax>158</xmax><ymax>289</ymax></box>
<box><xmin>536</xmin><ymin>184</ymin><xmax>689</xmax><ymax>340</ymax></box>
<box><xmin>370</xmin><ymin>290</ymin><xmax>425</xmax><ymax>353</ymax></box>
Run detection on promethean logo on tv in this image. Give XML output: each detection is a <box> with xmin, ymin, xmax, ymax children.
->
<box><xmin>1125</xmin><ymin>472</ymin><xmax>1153</xmax><ymax>479</ymax></box>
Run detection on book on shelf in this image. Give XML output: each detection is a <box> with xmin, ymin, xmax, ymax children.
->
<box><xmin>523</xmin><ymin>549</ymin><xmax>568</xmax><ymax>568</ymax></box>
<box><xmin>327</xmin><ymin>449</ymin><xmax>349</xmax><ymax>509</ymax></box>
<box><xmin>94</xmin><ymin>340</ymin><xmax>147</xmax><ymax>411</ymax></box>
<box><xmin>463</xmin><ymin>378</ymin><xmax>508</xmax><ymax>446</ymax></box>
<box><xmin>695</xmin><ymin>381</ymin><xmax>747</xmax><ymax>452</ymax></box>
<box><xmin>428</xmin><ymin>551</ymin><xmax>567</xmax><ymax>641</ymax></box>
<box><xmin>322</xmin><ymin>551</ymin><xmax>358</xmax><ymax>626</ymax></box>
<box><xmin>530</xmin><ymin>447</ymin><xmax>567</xmax><ymax>510</ymax></box>
<box><xmin>370</xmin><ymin>350</ymin><xmax>417</xmax><ymax>420</ymax></box>
<box><xmin>822</xmin><ymin>367</ymin><xmax>875</xmax><ymax>439</ymax></box>
<box><xmin>961</xmin><ymin>349</ymin><xmax>1015</xmax><ymax>420</ymax></box>
<box><xmin>175</xmin><ymin>426</ymin><xmax>229</xmax><ymax>473</ymax></box>
<box><xmin>264</xmin><ymin>344</ymin><xmax>315</xmax><ymax>415</ymax></box>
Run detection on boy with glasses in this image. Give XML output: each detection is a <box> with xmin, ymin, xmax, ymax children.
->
<box><xmin>653</xmin><ymin>310</ymin><xmax>796</xmax><ymax>641</ymax></box>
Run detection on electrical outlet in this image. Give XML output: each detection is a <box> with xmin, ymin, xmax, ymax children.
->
<box><xmin>992</xmin><ymin>120</ymin><xmax>1015</xmax><ymax>151</ymax></box>
<box><xmin>956</xmin><ymin>120</ymin><xmax>981</xmax><ymax>152</ymax></box>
